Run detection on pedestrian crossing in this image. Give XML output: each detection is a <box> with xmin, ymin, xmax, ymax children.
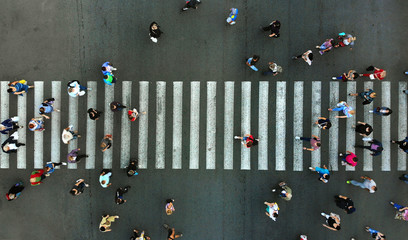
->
<box><xmin>0</xmin><ymin>80</ymin><xmax>406</xmax><ymax>171</ymax></box>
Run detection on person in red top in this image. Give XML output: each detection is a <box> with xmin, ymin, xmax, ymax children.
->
<box><xmin>127</xmin><ymin>108</ymin><xmax>146</xmax><ymax>122</ymax></box>
<box><xmin>30</xmin><ymin>169</ymin><xmax>46</xmax><ymax>186</ymax></box>
<box><xmin>339</xmin><ymin>151</ymin><xmax>358</xmax><ymax>167</ymax></box>
<box><xmin>360</xmin><ymin>66</ymin><xmax>386</xmax><ymax>80</ymax></box>
<box><xmin>234</xmin><ymin>134</ymin><xmax>260</xmax><ymax>148</ymax></box>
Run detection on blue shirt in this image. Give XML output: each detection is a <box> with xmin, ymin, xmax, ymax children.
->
<box><xmin>315</xmin><ymin>167</ymin><xmax>330</xmax><ymax>178</ymax></box>
<box><xmin>39</xmin><ymin>103</ymin><xmax>53</xmax><ymax>114</ymax></box>
<box><xmin>102</xmin><ymin>62</ymin><xmax>111</xmax><ymax>75</ymax></box>
<box><xmin>45</xmin><ymin>163</ymin><xmax>55</xmax><ymax>174</ymax></box>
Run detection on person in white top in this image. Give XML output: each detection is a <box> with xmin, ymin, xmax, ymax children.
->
<box><xmin>292</xmin><ymin>50</ymin><xmax>313</xmax><ymax>65</ymax></box>
<box><xmin>62</xmin><ymin>125</ymin><xmax>81</xmax><ymax>144</ymax></box>
<box><xmin>264</xmin><ymin>201</ymin><xmax>279</xmax><ymax>221</ymax></box>
<box><xmin>67</xmin><ymin>80</ymin><xmax>91</xmax><ymax>97</ymax></box>
<box><xmin>346</xmin><ymin>176</ymin><xmax>377</xmax><ymax>193</ymax></box>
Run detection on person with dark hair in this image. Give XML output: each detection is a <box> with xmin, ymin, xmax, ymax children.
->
<box><xmin>261</xmin><ymin>20</ymin><xmax>281</xmax><ymax>38</ymax></box>
<box><xmin>334</xmin><ymin>195</ymin><xmax>356</xmax><ymax>214</ymax></box>
<box><xmin>316</xmin><ymin>38</ymin><xmax>335</xmax><ymax>55</ymax></box>
<box><xmin>234</xmin><ymin>134</ymin><xmax>260</xmax><ymax>148</ymax></box>
<box><xmin>353</xmin><ymin>121</ymin><xmax>373</xmax><ymax>137</ymax></box>
<box><xmin>271</xmin><ymin>181</ymin><xmax>292</xmax><ymax>201</ymax></box>
<box><xmin>339</xmin><ymin>151</ymin><xmax>358</xmax><ymax>167</ymax></box>
<box><xmin>100</xmin><ymin>134</ymin><xmax>113</xmax><ymax>152</ymax></box>
<box><xmin>38</xmin><ymin>98</ymin><xmax>60</xmax><ymax>119</ymax></box>
<box><xmin>87</xmin><ymin>108</ymin><xmax>102</xmax><ymax>120</ymax></box>
<box><xmin>0</xmin><ymin>116</ymin><xmax>22</xmax><ymax>134</ymax></box>
<box><xmin>128</xmin><ymin>108</ymin><xmax>146</xmax><ymax>122</ymax></box>
<box><xmin>101</xmin><ymin>62</ymin><xmax>117</xmax><ymax>75</ymax></box>
<box><xmin>149</xmin><ymin>22</ymin><xmax>162</xmax><ymax>43</ymax></box>
<box><xmin>332</xmin><ymin>69</ymin><xmax>359</xmax><ymax>81</ymax></box>
<box><xmin>264</xmin><ymin>202</ymin><xmax>279</xmax><ymax>221</ymax></box>
<box><xmin>67</xmin><ymin>80</ymin><xmax>90</xmax><ymax>97</ymax></box>
<box><xmin>7</xmin><ymin>80</ymin><xmax>34</xmax><ymax>96</ymax></box>
<box><xmin>391</xmin><ymin>137</ymin><xmax>408</xmax><ymax>154</ymax></box>
<box><xmin>30</xmin><ymin>169</ymin><xmax>46</xmax><ymax>186</ymax></box>
<box><xmin>103</xmin><ymin>73</ymin><xmax>116</xmax><ymax>85</ymax></box>
<box><xmin>110</xmin><ymin>101</ymin><xmax>127</xmax><ymax>112</ymax></box>
<box><xmin>2</xmin><ymin>132</ymin><xmax>25</xmax><ymax>154</ymax></box>
<box><xmin>44</xmin><ymin>161</ymin><xmax>67</xmax><ymax>176</ymax></box>
<box><xmin>181</xmin><ymin>0</ymin><xmax>201</xmax><ymax>11</ymax></box>
<box><xmin>99</xmin><ymin>215</ymin><xmax>119</xmax><ymax>232</ymax></box>
<box><xmin>321</xmin><ymin>212</ymin><xmax>341</xmax><ymax>231</ymax></box>
<box><xmin>370</xmin><ymin>107</ymin><xmax>392</xmax><ymax>116</ymax></box>
<box><xmin>245</xmin><ymin>55</ymin><xmax>260</xmax><ymax>71</ymax></box>
<box><xmin>356</xmin><ymin>138</ymin><xmax>383</xmax><ymax>156</ymax></box>
<box><xmin>115</xmin><ymin>186</ymin><xmax>131</xmax><ymax>205</ymax></box>
<box><xmin>263</xmin><ymin>61</ymin><xmax>283</xmax><ymax>76</ymax></box>
<box><xmin>67</xmin><ymin>148</ymin><xmax>89</xmax><ymax>163</ymax></box>
<box><xmin>163</xmin><ymin>224</ymin><xmax>183</xmax><ymax>239</ymax></box>
<box><xmin>360</xmin><ymin>66</ymin><xmax>386</xmax><ymax>80</ymax></box>
<box><xmin>165</xmin><ymin>199</ymin><xmax>176</xmax><ymax>215</ymax></box>
<box><xmin>315</xmin><ymin>117</ymin><xmax>331</xmax><ymax>130</ymax></box>
<box><xmin>295</xmin><ymin>135</ymin><xmax>320</xmax><ymax>152</ymax></box>
<box><xmin>69</xmin><ymin>179</ymin><xmax>89</xmax><ymax>196</ymax></box>
<box><xmin>309</xmin><ymin>165</ymin><xmax>330</xmax><ymax>183</ymax></box>
<box><xmin>6</xmin><ymin>181</ymin><xmax>24</xmax><ymax>201</ymax></box>
<box><xmin>28</xmin><ymin>117</ymin><xmax>45</xmax><ymax>132</ymax></box>
<box><xmin>346</xmin><ymin>176</ymin><xmax>377</xmax><ymax>193</ymax></box>
<box><xmin>126</xmin><ymin>160</ymin><xmax>139</xmax><ymax>177</ymax></box>
<box><xmin>130</xmin><ymin>228</ymin><xmax>151</xmax><ymax>240</ymax></box>
<box><xmin>365</xmin><ymin>226</ymin><xmax>386</xmax><ymax>239</ymax></box>
<box><xmin>349</xmin><ymin>89</ymin><xmax>376</xmax><ymax>105</ymax></box>
<box><xmin>292</xmin><ymin>50</ymin><xmax>313</xmax><ymax>65</ymax></box>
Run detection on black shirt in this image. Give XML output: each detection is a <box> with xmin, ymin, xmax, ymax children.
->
<box><xmin>355</xmin><ymin>123</ymin><xmax>372</xmax><ymax>135</ymax></box>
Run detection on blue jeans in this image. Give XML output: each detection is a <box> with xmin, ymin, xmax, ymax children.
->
<box><xmin>350</xmin><ymin>180</ymin><xmax>366</xmax><ymax>189</ymax></box>
<box><xmin>402</xmin><ymin>174</ymin><xmax>408</xmax><ymax>184</ymax></box>
<box><xmin>300</xmin><ymin>137</ymin><xmax>311</xmax><ymax>142</ymax></box>
<box><xmin>391</xmin><ymin>202</ymin><xmax>404</xmax><ymax>210</ymax></box>
<box><xmin>367</xmin><ymin>228</ymin><xmax>379</xmax><ymax>235</ymax></box>
<box><xmin>79</xmin><ymin>85</ymin><xmax>87</xmax><ymax>91</ymax></box>
<box><xmin>332</xmin><ymin>106</ymin><xmax>346</xmax><ymax>112</ymax></box>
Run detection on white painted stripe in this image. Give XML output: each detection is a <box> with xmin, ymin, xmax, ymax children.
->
<box><xmin>17</xmin><ymin>91</ymin><xmax>26</xmax><ymax>169</ymax></box>
<box><xmin>293</xmin><ymin>81</ymin><xmax>304</xmax><ymax>171</ymax></box>
<box><xmin>68</xmin><ymin>88</ymin><xmax>78</xmax><ymax>169</ymax></box>
<box><xmin>155</xmin><ymin>82</ymin><xmax>166</xmax><ymax>169</ymax></box>
<box><xmin>34</xmin><ymin>82</ymin><xmax>44</xmax><ymax>169</ymax></box>
<box><xmin>258</xmin><ymin>81</ymin><xmax>269</xmax><ymax>170</ymax></box>
<box><xmin>363</xmin><ymin>81</ymin><xmax>374</xmax><ymax>171</ymax></box>
<box><xmin>172</xmin><ymin>82</ymin><xmax>183</xmax><ymax>169</ymax></box>
<box><xmin>275</xmin><ymin>81</ymin><xmax>286</xmax><ymax>171</ymax></box>
<box><xmin>138</xmin><ymin>82</ymin><xmax>149</xmax><ymax>169</ymax></box>
<box><xmin>206</xmin><ymin>82</ymin><xmax>217</xmax><ymax>169</ymax></box>
<box><xmin>345</xmin><ymin>82</ymin><xmax>356</xmax><ymax>171</ymax></box>
<box><xmin>329</xmin><ymin>82</ymin><xmax>339</xmax><ymax>171</ymax></box>
<box><xmin>224</xmin><ymin>82</ymin><xmax>234</xmax><ymax>170</ymax></box>
<box><xmin>103</xmin><ymin>84</ymin><xmax>114</xmax><ymax>169</ymax></box>
<box><xmin>398</xmin><ymin>82</ymin><xmax>407</xmax><ymax>171</ymax></box>
<box><xmin>311</xmin><ymin>81</ymin><xmax>321</xmax><ymax>168</ymax></box>
<box><xmin>241</xmin><ymin>82</ymin><xmax>251</xmax><ymax>170</ymax></box>
<box><xmin>120</xmin><ymin>81</ymin><xmax>132</xmax><ymax>168</ymax></box>
<box><xmin>86</xmin><ymin>81</ymin><xmax>97</xmax><ymax>169</ymax></box>
<box><xmin>0</xmin><ymin>82</ymin><xmax>9</xmax><ymax>168</ymax></box>
<box><xmin>51</xmin><ymin>82</ymin><xmax>61</xmax><ymax>168</ymax></box>
<box><xmin>382</xmin><ymin>81</ymin><xmax>391</xmax><ymax>171</ymax></box>
<box><xmin>190</xmin><ymin>82</ymin><xmax>200</xmax><ymax>169</ymax></box>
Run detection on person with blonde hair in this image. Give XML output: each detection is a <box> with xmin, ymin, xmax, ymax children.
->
<box><xmin>328</xmin><ymin>101</ymin><xmax>355</xmax><ymax>118</ymax></box>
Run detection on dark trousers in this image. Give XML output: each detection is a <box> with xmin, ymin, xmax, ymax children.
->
<box><xmin>355</xmin><ymin>145</ymin><xmax>371</xmax><ymax>150</ymax></box>
<box><xmin>75</xmin><ymin>154</ymin><xmax>88</xmax><ymax>163</ymax></box>
<box><xmin>300</xmin><ymin>137</ymin><xmax>311</xmax><ymax>142</ymax></box>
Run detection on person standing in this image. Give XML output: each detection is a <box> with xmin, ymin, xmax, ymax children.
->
<box><xmin>67</xmin><ymin>80</ymin><xmax>90</xmax><ymax>97</ymax></box>
<box><xmin>365</xmin><ymin>227</ymin><xmax>386</xmax><ymax>239</ymax></box>
<box><xmin>234</xmin><ymin>134</ymin><xmax>260</xmax><ymax>148</ymax></box>
<box><xmin>67</xmin><ymin>148</ymin><xmax>89</xmax><ymax>163</ymax></box>
<box><xmin>101</xmin><ymin>62</ymin><xmax>117</xmax><ymax>75</ymax></box>
<box><xmin>389</xmin><ymin>201</ymin><xmax>408</xmax><ymax>221</ymax></box>
<box><xmin>110</xmin><ymin>101</ymin><xmax>127</xmax><ymax>112</ymax></box>
<box><xmin>99</xmin><ymin>215</ymin><xmax>119</xmax><ymax>232</ymax></box>
<box><xmin>163</xmin><ymin>224</ymin><xmax>183</xmax><ymax>239</ymax></box>
<box><xmin>262</xmin><ymin>61</ymin><xmax>283</xmax><ymax>76</ymax></box>
<box><xmin>292</xmin><ymin>50</ymin><xmax>313</xmax><ymax>65</ymax></box>
<box><xmin>115</xmin><ymin>186</ymin><xmax>131</xmax><ymax>205</ymax></box>
<box><xmin>87</xmin><ymin>108</ymin><xmax>102</xmax><ymax>120</ymax></box>
<box><xmin>126</xmin><ymin>159</ymin><xmax>139</xmax><ymax>177</ymax></box>
<box><xmin>0</xmin><ymin>116</ymin><xmax>22</xmax><ymax>134</ymax></box>
<box><xmin>264</xmin><ymin>202</ymin><xmax>279</xmax><ymax>221</ymax></box>
<box><xmin>181</xmin><ymin>0</ymin><xmax>201</xmax><ymax>11</ymax></box>
<box><xmin>271</xmin><ymin>181</ymin><xmax>292</xmax><ymax>201</ymax></box>
<box><xmin>346</xmin><ymin>176</ymin><xmax>377</xmax><ymax>193</ymax></box>
<box><xmin>245</xmin><ymin>55</ymin><xmax>260</xmax><ymax>71</ymax></box>
<box><xmin>99</xmin><ymin>170</ymin><xmax>112</xmax><ymax>188</ymax></box>
<box><xmin>334</xmin><ymin>195</ymin><xmax>356</xmax><ymax>214</ymax></box>
<box><xmin>369</xmin><ymin>107</ymin><xmax>392</xmax><ymax>116</ymax></box>
<box><xmin>332</xmin><ymin>69</ymin><xmax>359</xmax><ymax>81</ymax></box>
<box><xmin>2</xmin><ymin>132</ymin><xmax>25</xmax><ymax>154</ymax></box>
<box><xmin>44</xmin><ymin>161</ymin><xmax>67</xmax><ymax>176</ymax></box>
<box><xmin>7</xmin><ymin>80</ymin><xmax>34</xmax><ymax>96</ymax></box>
<box><xmin>315</xmin><ymin>117</ymin><xmax>331</xmax><ymax>130</ymax></box>
<box><xmin>149</xmin><ymin>22</ymin><xmax>162</xmax><ymax>43</ymax></box>
<box><xmin>101</xmin><ymin>134</ymin><xmax>113</xmax><ymax>152</ymax></box>
<box><xmin>360</xmin><ymin>66</ymin><xmax>386</xmax><ymax>80</ymax></box>
<box><xmin>165</xmin><ymin>199</ymin><xmax>176</xmax><ymax>215</ymax></box>
<box><xmin>61</xmin><ymin>125</ymin><xmax>81</xmax><ymax>144</ymax></box>
<box><xmin>295</xmin><ymin>135</ymin><xmax>321</xmax><ymax>152</ymax></box>
<box><xmin>5</xmin><ymin>182</ymin><xmax>24</xmax><ymax>201</ymax></box>
<box><xmin>349</xmin><ymin>89</ymin><xmax>376</xmax><ymax>105</ymax></box>
<box><xmin>316</xmin><ymin>38</ymin><xmax>335</xmax><ymax>55</ymax></box>
<box><xmin>339</xmin><ymin>151</ymin><xmax>358</xmax><ymax>167</ymax></box>
<box><xmin>309</xmin><ymin>165</ymin><xmax>330</xmax><ymax>183</ymax></box>
<box><xmin>30</xmin><ymin>169</ymin><xmax>46</xmax><ymax>186</ymax></box>
<box><xmin>353</xmin><ymin>121</ymin><xmax>373</xmax><ymax>137</ymax></box>
<box><xmin>28</xmin><ymin>117</ymin><xmax>45</xmax><ymax>132</ymax></box>
<box><xmin>328</xmin><ymin>101</ymin><xmax>355</xmax><ymax>118</ymax></box>
<box><xmin>261</xmin><ymin>20</ymin><xmax>281</xmax><ymax>38</ymax></box>
<box><xmin>69</xmin><ymin>179</ymin><xmax>89</xmax><ymax>196</ymax></box>
<box><xmin>226</xmin><ymin>8</ymin><xmax>238</xmax><ymax>25</ymax></box>
<box><xmin>320</xmin><ymin>212</ymin><xmax>341</xmax><ymax>231</ymax></box>
<box><xmin>356</xmin><ymin>138</ymin><xmax>383</xmax><ymax>156</ymax></box>
<box><xmin>391</xmin><ymin>137</ymin><xmax>408</xmax><ymax>154</ymax></box>
<box><xmin>38</xmin><ymin>98</ymin><xmax>60</xmax><ymax>119</ymax></box>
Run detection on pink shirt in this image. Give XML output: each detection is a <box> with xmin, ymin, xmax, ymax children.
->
<box><xmin>345</xmin><ymin>152</ymin><xmax>357</xmax><ymax>166</ymax></box>
<box><xmin>310</xmin><ymin>138</ymin><xmax>320</xmax><ymax>150</ymax></box>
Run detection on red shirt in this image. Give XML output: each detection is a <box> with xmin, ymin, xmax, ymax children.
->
<box><xmin>374</xmin><ymin>69</ymin><xmax>385</xmax><ymax>80</ymax></box>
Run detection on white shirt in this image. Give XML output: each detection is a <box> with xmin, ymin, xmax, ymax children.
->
<box><xmin>364</xmin><ymin>179</ymin><xmax>376</xmax><ymax>193</ymax></box>
<box><xmin>268</xmin><ymin>203</ymin><xmax>279</xmax><ymax>221</ymax></box>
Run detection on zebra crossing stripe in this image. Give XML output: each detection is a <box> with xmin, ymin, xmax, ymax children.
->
<box><xmin>103</xmin><ymin>84</ymin><xmax>114</xmax><ymax>169</ymax></box>
<box><xmin>382</xmin><ymin>81</ymin><xmax>391</xmax><ymax>171</ymax></box>
<box><xmin>241</xmin><ymin>82</ymin><xmax>251</xmax><ymax>170</ymax></box>
<box><xmin>398</xmin><ymin>82</ymin><xmax>407</xmax><ymax>171</ymax></box>
<box><xmin>68</xmin><ymin>87</ymin><xmax>78</xmax><ymax>169</ymax></box>
<box><xmin>345</xmin><ymin>81</ymin><xmax>356</xmax><ymax>171</ymax></box>
<box><xmin>120</xmin><ymin>81</ymin><xmax>132</xmax><ymax>168</ymax></box>
<box><xmin>363</xmin><ymin>81</ymin><xmax>374</xmax><ymax>171</ymax></box>
<box><xmin>311</xmin><ymin>81</ymin><xmax>321</xmax><ymax>168</ymax></box>
<box><xmin>293</xmin><ymin>81</ymin><xmax>304</xmax><ymax>171</ymax></box>
<box><xmin>155</xmin><ymin>82</ymin><xmax>166</xmax><ymax>169</ymax></box>
<box><xmin>329</xmin><ymin>81</ymin><xmax>339</xmax><ymax>171</ymax></box>
<box><xmin>0</xmin><ymin>82</ymin><xmax>9</xmax><ymax>168</ymax></box>
<box><xmin>224</xmin><ymin>82</ymin><xmax>234</xmax><ymax>170</ymax></box>
<box><xmin>275</xmin><ymin>81</ymin><xmax>286</xmax><ymax>171</ymax></box>
<box><xmin>172</xmin><ymin>82</ymin><xmax>183</xmax><ymax>169</ymax></box>
<box><xmin>34</xmin><ymin>82</ymin><xmax>44</xmax><ymax>169</ymax></box>
<box><xmin>258</xmin><ymin>81</ymin><xmax>269</xmax><ymax>170</ymax></box>
<box><xmin>86</xmin><ymin>81</ymin><xmax>97</xmax><ymax>169</ymax></box>
<box><xmin>138</xmin><ymin>82</ymin><xmax>149</xmax><ymax>169</ymax></box>
<box><xmin>17</xmin><ymin>90</ymin><xmax>26</xmax><ymax>169</ymax></box>
<box><xmin>190</xmin><ymin>82</ymin><xmax>200</xmax><ymax>169</ymax></box>
<box><xmin>206</xmin><ymin>82</ymin><xmax>217</xmax><ymax>169</ymax></box>
<box><xmin>51</xmin><ymin>82</ymin><xmax>61</xmax><ymax>168</ymax></box>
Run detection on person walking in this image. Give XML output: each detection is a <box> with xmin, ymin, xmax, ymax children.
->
<box><xmin>349</xmin><ymin>89</ymin><xmax>376</xmax><ymax>105</ymax></box>
<box><xmin>332</xmin><ymin>69</ymin><xmax>359</xmax><ymax>81</ymax></box>
<box><xmin>165</xmin><ymin>199</ymin><xmax>176</xmax><ymax>215</ymax></box>
<box><xmin>226</xmin><ymin>8</ymin><xmax>238</xmax><ymax>25</ymax></box>
<box><xmin>87</xmin><ymin>108</ymin><xmax>102</xmax><ymax>120</ymax></box>
<box><xmin>356</xmin><ymin>138</ymin><xmax>383</xmax><ymax>156</ymax></box>
<box><xmin>67</xmin><ymin>148</ymin><xmax>89</xmax><ymax>163</ymax></box>
<box><xmin>292</xmin><ymin>50</ymin><xmax>313</xmax><ymax>65</ymax></box>
<box><xmin>103</xmin><ymin>73</ymin><xmax>116</xmax><ymax>86</ymax></box>
<box><xmin>320</xmin><ymin>212</ymin><xmax>341</xmax><ymax>231</ymax></box>
<box><xmin>328</xmin><ymin>101</ymin><xmax>355</xmax><ymax>118</ymax></box>
<box><xmin>399</xmin><ymin>174</ymin><xmax>408</xmax><ymax>184</ymax></box>
<box><xmin>99</xmin><ymin>170</ymin><xmax>112</xmax><ymax>188</ymax></box>
<box><xmin>234</xmin><ymin>134</ymin><xmax>260</xmax><ymax>148</ymax></box>
<box><xmin>262</xmin><ymin>61</ymin><xmax>283</xmax><ymax>76</ymax></box>
<box><xmin>115</xmin><ymin>186</ymin><xmax>131</xmax><ymax>205</ymax></box>
<box><xmin>369</xmin><ymin>107</ymin><xmax>392</xmax><ymax>116</ymax></box>
<box><xmin>2</xmin><ymin>132</ymin><xmax>25</xmax><ymax>154</ymax></box>
<box><xmin>149</xmin><ymin>22</ymin><xmax>162</xmax><ymax>43</ymax></box>
<box><xmin>128</xmin><ymin>108</ymin><xmax>146</xmax><ymax>122</ymax></box>
<box><xmin>30</xmin><ymin>169</ymin><xmax>46</xmax><ymax>186</ymax></box>
<box><xmin>110</xmin><ymin>101</ymin><xmax>127</xmax><ymax>112</ymax></box>
<box><xmin>315</xmin><ymin>117</ymin><xmax>331</xmax><ymax>130</ymax></box>
<box><xmin>38</xmin><ymin>98</ymin><xmax>60</xmax><ymax>119</ymax></box>
<box><xmin>7</xmin><ymin>80</ymin><xmax>34</xmax><ymax>96</ymax></box>
<box><xmin>264</xmin><ymin>201</ymin><xmax>279</xmax><ymax>221</ymax></box>
<box><xmin>365</xmin><ymin>227</ymin><xmax>386</xmax><ymax>239</ymax></box>
<box><xmin>295</xmin><ymin>135</ymin><xmax>321</xmax><ymax>152</ymax></box>
<box><xmin>101</xmin><ymin>134</ymin><xmax>112</xmax><ymax>152</ymax></box>
<box><xmin>163</xmin><ymin>224</ymin><xmax>183</xmax><ymax>239</ymax></box>
<box><xmin>67</xmin><ymin>80</ymin><xmax>90</xmax><ymax>97</ymax></box>
<box><xmin>44</xmin><ymin>161</ymin><xmax>67</xmax><ymax>176</ymax></box>
<box><xmin>5</xmin><ymin>181</ymin><xmax>24</xmax><ymax>201</ymax></box>
<box><xmin>336</xmin><ymin>32</ymin><xmax>356</xmax><ymax>50</ymax></box>
<box><xmin>316</xmin><ymin>38</ymin><xmax>335</xmax><ymax>55</ymax></box>
<box><xmin>360</xmin><ymin>66</ymin><xmax>386</xmax><ymax>80</ymax></box>
<box><xmin>346</xmin><ymin>176</ymin><xmax>377</xmax><ymax>193</ymax></box>
<box><xmin>245</xmin><ymin>55</ymin><xmax>260</xmax><ymax>71</ymax></box>
<box><xmin>61</xmin><ymin>125</ymin><xmax>81</xmax><ymax>144</ymax></box>
<box><xmin>339</xmin><ymin>151</ymin><xmax>358</xmax><ymax>167</ymax></box>
<box><xmin>131</xmin><ymin>228</ymin><xmax>151</xmax><ymax>240</ymax></box>
<box><xmin>353</xmin><ymin>121</ymin><xmax>373</xmax><ymax>137</ymax></box>
<box><xmin>69</xmin><ymin>179</ymin><xmax>89</xmax><ymax>196</ymax></box>
<box><xmin>181</xmin><ymin>0</ymin><xmax>201</xmax><ymax>11</ymax></box>
<box><xmin>0</xmin><ymin>116</ymin><xmax>22</xmax><ymax>134</ymax></box>
<box><xmin>126</xmin><ymin>159</ymin><xmax>139</xmax><ymax>177</ymax></box>
<box><xmin>391</xmin><ymin>137</ymin><xmax>408</xmax><ymax>154</ymax></box>
<box><xmin>271</xmin><ymin>181</ymin><xmax>292</xmax><ymax>201</ymax></box>
<box><xmin>28</xmin><ymin>117</ymin><xmax>45</xmax><ymax>132</ymax></box>
<box><xmin>389</xmin><ymin>201</ymin><xmax>408</xmax><ymax>221</ymax></box>
<box><xmin>101</xmin><ymin>62</ymin><xmax>117</xmax><ymax>75</ymax></box>
<box><xmin>309</xmin><ymin>165</ymin><xmax>330</xmax><ymax>183</ymax></box>
<box><xmin>334</xmin><ymin>195</ymin><xmax>356</xmax><ymax>214</ymax></box>
<box><xmin>99</xmin><ymin>215</ymin><xmax>119</xmax><ymax>232</ymax></box>
<box><xmin>261</xmin><ymin>20</ymin><xmax>281</xmax><ymax>38</ymax></box>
